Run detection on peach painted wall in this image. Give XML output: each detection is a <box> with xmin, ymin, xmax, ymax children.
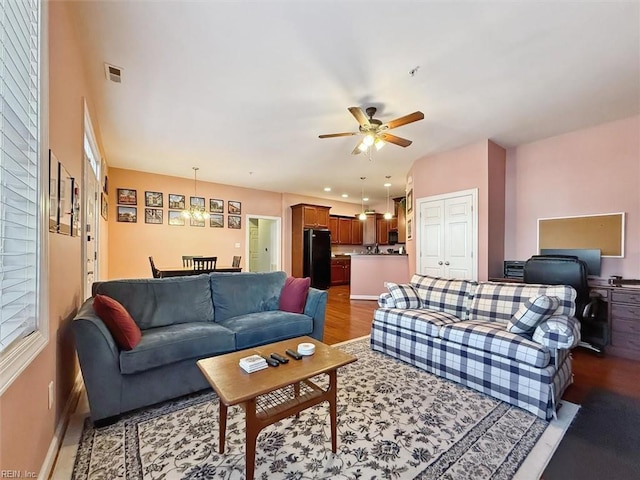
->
<box><xmin>505</xmin><ymin>115</ymin><xmax>640</xmax><ymax>279</ymax></box>
<box><xmin>107</xmin><ymin>172</ymin><xmax>365</xmax><ymax>279</ymax></box>
<box><xmin>0</xmin><ymin>2</ymin><xmax>107</xmax><ymax>473</ymax></box>
<box><xmin>488</xmin><ymin>141</ymin><xmax>506</xmax><ymax>278</ymax></box>
<box><xmin>408</xmin><ymin>141</ymin><xmax>493</xmax><ymax>280</ymax></box>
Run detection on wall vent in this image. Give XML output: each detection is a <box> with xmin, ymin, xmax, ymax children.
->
<box><xmin>104</xmin><ymin>63</ymin><xmax>122</xmax><ymax>83</ymax></box>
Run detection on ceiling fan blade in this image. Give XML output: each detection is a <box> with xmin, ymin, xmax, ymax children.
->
<box><xmin>382</xmin><ymin>111</ymin><xmax>424</xmax><ymax>130</ymax></box>
<box><xmin>348</xmin><ymin>107</ymin><xmax>370</xmax><ymax>127</ymax></box>
<box><xmin>351</xmin><ymin>140</ymin><xmax>365</xmax><ymax>155</ymax></box>
<box><xmin>379</xmin><ymin>133</ymin><xmax>413</xmax><ymax>147</ymax></box>
<box><xmin>319</xmin><ymin>132</ymin><xmax>358</xmax><ymax>138</ymax></box>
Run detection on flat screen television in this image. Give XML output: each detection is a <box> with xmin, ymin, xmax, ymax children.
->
<box><xmin>539</xmin><ymin>248</ymin><xmax>601</xmax><ymax>276</ymax></box>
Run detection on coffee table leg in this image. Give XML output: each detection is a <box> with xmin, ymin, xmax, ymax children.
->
<box><xmin>245</xmin><ymin>398</ymin><xmax>258</xmax><ymax>480</ymax></box>
<box><xmin>329</xmin><ymin>370</ymin><xmax>337</xmax><ymax>453</ymax></box>
<box><xmin>219</xmin><ymin>401</ymin><xmax>228</xmax><ymax>454</ymax></box>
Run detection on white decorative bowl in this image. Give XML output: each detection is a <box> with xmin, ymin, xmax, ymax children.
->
<box><xmin>297</xmin><ymin>342</ymin><xmax>316</xmax><ymax>356</ymax></box>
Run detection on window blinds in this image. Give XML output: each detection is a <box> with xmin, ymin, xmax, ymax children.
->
<box><xmin>0</xmin><ymin>0</ymin><xmax>40</xmax><ymax>353</ymax></box>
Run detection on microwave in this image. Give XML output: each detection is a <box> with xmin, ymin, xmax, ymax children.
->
<box><xmin>388</xmin><ymin>230</ymin><xmax>398</xmax><ymax>245</ymax></box>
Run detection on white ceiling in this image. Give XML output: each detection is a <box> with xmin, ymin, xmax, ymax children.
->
<box><xmin>69</xmin><ymin>1</ymin><xmax>640</xmax><ymax>206</ymax></box>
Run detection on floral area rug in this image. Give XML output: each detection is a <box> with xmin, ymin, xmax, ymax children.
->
<box><xmin>72</xmin><ymin>338</ymin><xmax>556</xmax><ymax>479</ymax></box>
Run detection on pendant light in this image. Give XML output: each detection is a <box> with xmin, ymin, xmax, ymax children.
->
<box><xmin>182</xmin><ymin>167</ymin><xmax>210</xmax><ymax>220</ymax></box>
<box><xmin>383</xmin><ymin>176</ymin><xmax>392</xmax><ymax>220</ymax></box>
<box><xmin>359</xmin><ymin>177</ymin><xmax>367</xmax><ymax>220</ymax></box>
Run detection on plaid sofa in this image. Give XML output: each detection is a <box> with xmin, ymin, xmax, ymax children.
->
<box><xmin>371</xmin><ymin>275</ymin><xmax>580</xmax><ymax>420</ymax></box>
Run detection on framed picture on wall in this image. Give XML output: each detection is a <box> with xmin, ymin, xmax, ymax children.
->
<box><xmin>190</xmin><ymin>217</ymin><xmax>205</xmax><ymax>227</ymax></box>
<box><xmin>168</xmin><ymin>194</ymin><xmax>185</xmax><ymax>210</ymax></box>
<box><xmin>117</xmin><ymin>188</ymin><xmax>137</xmax><ymax>205</ymax></box>
<box><xmin>49</xmin><ymin>150</ymin><xmax>60</xmax><ymax>232</ymax></box>
<box><xmin>168</xmin><ymin>210</ymin><xmax>185</xmax><ymax>226</ymax></box>
<box><xmin>101</xmin><ymin>192</ymin><xmax>108</xmax><ymax>220</ymax></box>
<box><xmin>58</xmin><ymin>163</ymin><xmax>73</xmax><ymax>235</ymax></box>
<box><xmin>407</xmin><ymin>217</ymin><xmax>413</xmax><ymax>240</ymax></box>
<box><xmin>406</xmin><ymin>189</ymin><xmax>413</xmax><ymax>214</ymax></box>
<box><xmin>228</xmin><ymin>215</ymin><xmax>241</xmax><ymax>229</ymax></box>
<box><xmin>145</xmin><ymin>191</ymin><xmax>163</xmax><ymax>207</ymax></box>
<box><xmin>210</xmin><ymin>198</ymin><xmax>224</xmax><ymax>213</ymax></box>
<box><xmin>228</xmin><ymin>200</ymin><xmax>241</xmax><ymax>214</ymax></box>
<box><xmin>210</xmin><ymin>214</ymin><xmax>224</xmax><ymax>228</ymax></box>
<box><xmin>190</xmin><ymin>196</ymin><xmax>205</xmax><ymax>210</ymax></box>
<box><xmin>145</xmin><ymin>208</ymin><xmax>163</xmax><ymax>224</ymax></box>
<box><xmin>117</xmin><ymin>206</ymin><xmax>137</xmax><ymax>223</ymax></box>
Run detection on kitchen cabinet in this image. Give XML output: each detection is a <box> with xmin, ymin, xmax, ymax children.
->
<box><xmin>338</xmin><ymin>217</ymin><xmax>352</xmax><ymax>244</ymax></box>
<box><xmin>330</xmin><ymin>257</ymin><xmax>351</xmax><ymax>285</ymax></box>
<box><xmin>362</xmin><ymin>214</ymin><xmax>376</xmax><ymax>245</ymax></box>
<box><xmin>376</xmin><ymin>214</ymin><xmax>390</xmax><ymax>245</ymax></box>
<box><xmin>351</xmin><ymin>217</ymin><xmax>363</xmax><ymax>245</ymax></box>
<box><xmin>329</xmin><ymin>216</ymin><xmax>339</xmax><ymax>244</ymax></box>
<box><xmin>291</xmin><ymin>203</ymin><xmax>332</xmax><ymax>278</ymax></box>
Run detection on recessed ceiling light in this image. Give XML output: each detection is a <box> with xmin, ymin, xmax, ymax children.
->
<box><xmin>341</xmin><ymin>194</ymin><xmax>348</xmax><ymax>198</ymax></box>
<box><xmin>363</xmin><ymin>197</ymin><xmax>369</xmax><ymax>202</ymax></box>
<box><xmin>324</xmin><ymin>187</ymin><xmax>331</xmax><ymax>192</ymax></box>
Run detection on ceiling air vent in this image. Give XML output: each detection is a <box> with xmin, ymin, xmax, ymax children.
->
<box><xmin>104</xmin><ymin>63</ymin><xmax>122</xmax><ymax>83</ymax></box>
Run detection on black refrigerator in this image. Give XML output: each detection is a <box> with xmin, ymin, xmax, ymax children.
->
<box><xmin>303</xmin><ymin>228</ymin><xmax>331</xmax><ymax>289</ymax></box>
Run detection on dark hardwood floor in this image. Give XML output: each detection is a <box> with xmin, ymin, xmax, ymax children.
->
<box><xmin>323</xmin><ymin>285</ymin><xmax>640</xmax><ymax>402</ymax></box>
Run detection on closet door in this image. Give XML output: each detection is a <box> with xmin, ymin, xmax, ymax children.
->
<box><xmin>418</xmin><ymin>193</ymin><xmax>474</xmax><ymax>279</ymax></box>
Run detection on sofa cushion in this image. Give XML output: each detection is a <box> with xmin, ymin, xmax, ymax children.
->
<box><xmin>373</xmin><ymin>308</ymin><xmax>461</xmax><ymax>338</ymax></box>
<box><xmin>387</xmin><ymin>283</ymin><xmax>421</xmax><ymax>309</ymax></box>
<box><xmin>279</xmin><ymin>276</ymin><xmax>311</xmax><ymax>313</ymax></box>
<box><xmin>469</xmin><ymin>283</ymin><xmax>576</xmax><ymax>324</ymax></box>
<box><xmin>119</xmin><ymin>322</ymin><xmax>236</xmax><ymax>374</ymax></box>
<box><xmin>410</xmin><ymin>275</ymin><xmax>476</xmax><ymax>320</ymax></box>
<box><xmin>92</xmin><ymin>294</ymin><xmax>142</xmax><ymax>350</ymax></box>
<box><xmin>533</xmin><ymin>315</ymin><xmax>581</xmax><ymax>350</ymax></box>
<box><xmin>440</xmin><ymin>320</ymin><xmax>551</xmax><ymax>368</ymax></box>
<box><xmin>93</xmin><ymin>275</ymin><xmax>214</xmax><ymax>329</ymax></box>
<box><xmin>210</xmin><ymin>271</ymin><xmax>286</xmax><ymax>322</ymax></box>
<box><xmin>217</xmin><ymin>310</ymin><xmax>312</xmax><ymax>349</ymax></box>
<box><xmin>508</xmin><ymin>295</ymin><xmax>559</xmax><ymax>334</ymax></box>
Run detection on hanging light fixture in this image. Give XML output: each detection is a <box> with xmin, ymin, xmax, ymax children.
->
<box><xmin>384</xmin><ymin>176</ymin><xmax>392</xmax><ymax>220</ymax></box>
<box><xmin>182</xmin><ymin>167</ymin><xmax>210</xmax><ymax>220</ymax></box>
<box><xmin>359</xmin><ymin>176</ymin><xmax>367</xmax><ymax>220</ymax></box>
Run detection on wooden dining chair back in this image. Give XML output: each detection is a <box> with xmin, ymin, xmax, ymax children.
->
<box><xmin>182</xmin><ymin>255</ymin><xmax>203</xmax><ymax>267</ymax></box>
<box><xmin>193</xmin><ymin>256</ymin><xmax>217</xmax><ymax>270</ymax></box>
<box><xmin>149</xmin><ymin>256</ymin><xmax>160</xmax><ymax>278</ymax></box>
<box><xmin>232</xmin><ymin>255</ymin><xmax>241</xmax><ymax>268</ymax></box>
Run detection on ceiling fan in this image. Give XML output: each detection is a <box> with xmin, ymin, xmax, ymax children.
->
<box><xmin>319</xmin><ymin>106</ymin><xmax>424</xmax><ymax>154</ymax></box>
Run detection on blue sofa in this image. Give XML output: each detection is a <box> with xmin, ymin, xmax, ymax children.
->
<box><xmin>72</xmin><ymin>271</ymin><xmax>327</xmax><ymax>424</ymax></box>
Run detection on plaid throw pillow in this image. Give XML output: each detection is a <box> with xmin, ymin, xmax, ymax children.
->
<box><xmin>508</xmin><ymin>295</ymin><xmax>559</xmax><ymax>334</ymax></box>
<box><xmin>387</xmin><ymin>283</ymin><xmax>421</xmax><ymax>309</ymax></box>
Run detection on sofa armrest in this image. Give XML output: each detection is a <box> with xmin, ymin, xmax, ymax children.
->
<box><xmin>533</xmin><ymin>315</ymin><xmax>581</xmax><ymax>350</ymax></box>
<box><xmin>303</xmin><ymin>287</ymin><xmax>328</xmax><ymax>341</ymax></box>
<box><xmin>71</xmin><ymin>298</ymin><xmax>124</xmax><ymax>421</ymax></box>
<box><xmin>378</xmin><ymin>292</ymin><xmax>396</xmax><ymax>308</ymax></box>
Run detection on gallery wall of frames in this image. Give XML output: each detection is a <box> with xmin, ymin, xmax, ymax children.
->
<box><xmin>49</xmin><ymin>149</ymin><xmax>81</xmax><ymax>236</ymax></box>
<box><xmin>114</xmin><ymin>188</ymin><xmax>243</xmax><ymax>230</ymax></box>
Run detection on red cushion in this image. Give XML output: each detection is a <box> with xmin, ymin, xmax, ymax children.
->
<box><xmin>92</xmin><ymin>294</ymin><xmax>142</xmax><ymax>350</ymax></box>
<box><xmin>279</xmin><ymin>276</ymin><xmax>311</xmax><ymax>314</ymax></box>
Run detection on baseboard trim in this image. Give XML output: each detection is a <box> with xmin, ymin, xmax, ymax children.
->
<box><xmin>39</xmin><ymin>373</ymin><xmax>84</xmax><ymax>479</ymax></box>
<box><xmin>349</xmin><ymin>294</ymin><xmax>379</xmax><ymax>300</ymax></box>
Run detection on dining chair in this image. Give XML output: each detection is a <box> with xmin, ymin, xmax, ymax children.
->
<box><xmin>149</xmin><ymin>256</ymin><xmax>161</xmax><ymax>278</ymax></box>
<box><xmin>232</xmin><ymin>256</ymin><xmax>241</xmax><ymax>268</ymax></box>
<box><xmin>182</xmin><ymin>255</ymin><xmax>203</xmax><ymax>267</ymax></box>
<box><xmin>193</xmin><ymin>256</ymin><xmax>217</xmax><ymax>270</ymax></box>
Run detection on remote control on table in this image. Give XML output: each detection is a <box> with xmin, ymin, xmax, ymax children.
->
<box><xmin>285</xmin><ymin>349</ymin><xmax>302</xmax><ymax>360</ymax></box>
<box><xmin>270</xmin><ymin>353</ymin><xmax>289</xmax><ymax>364</ymax></box>
<box><xmin>262</xmin><ymin>356</ymin><xmax>279</xmax><ymax>367</ymax></box>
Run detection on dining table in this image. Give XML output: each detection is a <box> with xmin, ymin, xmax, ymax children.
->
<box><xmin>156</xmin><ymin>265</ymin><xmax>242</xmax><ymax>278</ymax></box>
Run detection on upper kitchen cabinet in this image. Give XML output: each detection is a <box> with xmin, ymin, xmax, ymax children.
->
<box><xmin>351</xmin><ymin>217</ymin><xmax>363</xmax><ymax>245</ymax></box>
<box><xmin>293</xmin><ymin>203</ymin><xmax>330</xmax><ymax>229</ymax></box>
<box><xmin>338</xmin><ymin>217</ymin><xmax>352</xmax><ymax>244</ymax></box>
<box><xmin>329</xmin><ymin>216</ymin><xmax>339</xmax><ymax>244</ymax></box>
<box><xmin>329</xmin><ymin>215</ymin><xmax>357</xmax><ymax>245</ymax></box>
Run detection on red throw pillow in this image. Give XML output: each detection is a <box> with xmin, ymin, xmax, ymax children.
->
<box><xmin>279</xmin><ymin>276</ymin><xmax>311</xmax><ymax>314</ymax></box>
<box><xmin>93</xmin><ymin>294</ymin><xmax>141</xmax><ymax>350</ymax></box>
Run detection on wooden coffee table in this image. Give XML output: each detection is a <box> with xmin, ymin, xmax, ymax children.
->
<box><xmin>197</xmin><ymin>336</ymin><xmax>356</xmax><ymax>480</ymax></box>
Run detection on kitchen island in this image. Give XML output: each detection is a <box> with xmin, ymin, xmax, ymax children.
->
<box><xmin>349</xmin><ymin>254</ymin><xmax>410</xmax><ymax>300</ymax></box>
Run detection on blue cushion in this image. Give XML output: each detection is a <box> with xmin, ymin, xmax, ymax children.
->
<box><xmin>217</xmin><ymin>310</ymin><xmax>312</xmax><ymax>349</ymax></box>
<box><xmin>94</xmin><ymin>275</ymin><xmax>214</xmax><ymax>329</ymax></box>
<box><xmin>119</xmin><ymin>322</ymin><xmax>235</xmax><ymax>374</ymax></box>
<box><xmin>210</xmin><ymin>271</ymin><xmax>286</xmax><ymax>322</ymax></box>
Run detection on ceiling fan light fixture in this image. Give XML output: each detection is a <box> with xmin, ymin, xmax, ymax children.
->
<box><xmin>363</xmin><ymin>134</ymin><xmax>375</xmax><ymax>147</ymax></box>
<box><xmin>374</xmin><ymin>137</ymin><xmax>385</xmax><ymax>151</ymax></box>
<box><xmin>357</xmin><ymin>142</ymin><xmax>368</xmax><ymax>153</ymax></box>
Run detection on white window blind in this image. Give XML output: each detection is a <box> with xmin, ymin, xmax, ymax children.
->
<box><xmin>0</xmin><ymin>0</ymin><xmax>40</xmax><ymax>353</ymax></box>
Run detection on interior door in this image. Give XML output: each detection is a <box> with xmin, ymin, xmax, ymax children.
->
<box><xmin>84</xmin><ymin>155</ymin><xmax>100</xmax><ymax>298</ymax></box>
<box><xmin>418</xmin><ymin>193</ymin><xmax>474</xmax><ymax>279</ymax></box>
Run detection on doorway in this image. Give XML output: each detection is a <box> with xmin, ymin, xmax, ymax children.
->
<box><xmin>246</xmin><ymin>215</ymin><xmax>281</xmax><ymax>272</ymax></box>
<box><xmin>415</xmin><ymin>188</ymin><xmax>478</xmax><ymax>280</ymax></box>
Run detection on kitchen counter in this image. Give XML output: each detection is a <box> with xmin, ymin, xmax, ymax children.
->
<box><xmin>350</xmin><ymin>254</ymin><xmax>410</xmax><ymax>300</ymax></box>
